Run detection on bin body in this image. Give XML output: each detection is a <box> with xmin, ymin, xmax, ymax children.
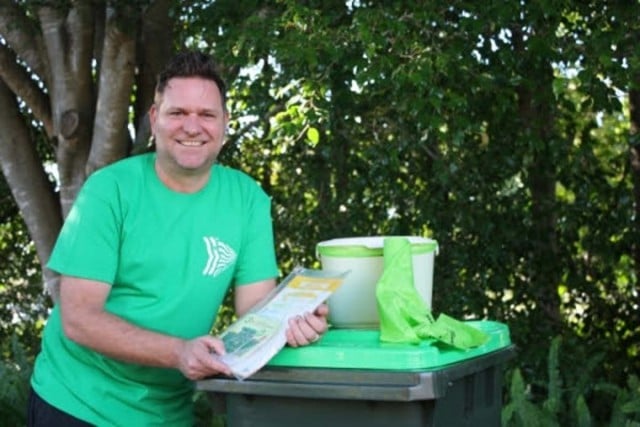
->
<box><xmin>222</xmin><ymin>356</ymin><xmax>506</xmax><ymax>427</ymax></box>
<box><xmin>226</xmin><ymin>395</ymin><xmax>435</xmax><ymax>427</ymax></box>
<box><xmin>197</xmin><ymin>321</ymin><xmax>514</xmax><ymax>427</ymax></box>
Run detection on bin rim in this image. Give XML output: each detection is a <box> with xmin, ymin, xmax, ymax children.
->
<box><xmin>317</xmin><ymin>236</ymin><xmax>438</xmax><ymax>258</ymax></box>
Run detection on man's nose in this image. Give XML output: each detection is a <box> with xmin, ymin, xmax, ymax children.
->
<box><xmin>182</xmin><ymin>114</ymin><xmax>201</xmax><ymax>134</ymax></box>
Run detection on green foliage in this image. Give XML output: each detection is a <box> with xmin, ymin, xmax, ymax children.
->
<box><xmin>0</xmin><ymin>176</ymin><xmax>50</xmax><ymax>359</ymax></box>
<box><xmin>595</xmin><ymin>375</ymin><xmax>640</xmax><ymax>427</ymax></box>
<box><xmin>502</xmin><ymin>336</ymin><xmax>640</xmax><ymax>426</ymax></box>
<box><xmin>193</xmin><ymin>391</ymin><xmax>226</xmax><ymax>427</ymax></box>
<box><xmin>211</xmin><ymin>288</ymin><xmax>236</xmax><ymax>335</ymax></box>
<box><xmin>0</xmin><ymin>336</ymin><xmax>32</xmax><ymax>427</ymax></box>
<box><xmin>502</xmin><ymin>368</ymin><xmax>551</xmax><ymax>427</ymax></box>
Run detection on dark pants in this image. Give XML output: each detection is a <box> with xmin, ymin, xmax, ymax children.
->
<box><xmin>27</xmin><ymin>386</ymin><xmax>94</xmax><ymax>427</ymax></box>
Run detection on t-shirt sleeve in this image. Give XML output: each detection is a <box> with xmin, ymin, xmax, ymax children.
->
<box><xmin>233</xmin><ymin>183</ymin><xmax>279</xmax><ymax>286</ymax></box>
<box><xmin>47</xmin><ymin>172</ymin><xmax>121</xmax><ymax>285</ymax></box>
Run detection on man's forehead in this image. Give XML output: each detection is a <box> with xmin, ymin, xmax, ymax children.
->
<box><xmin>155</xmin><ymin>77</ymin><xmax>224</xmax><ymax>108</ymax></box>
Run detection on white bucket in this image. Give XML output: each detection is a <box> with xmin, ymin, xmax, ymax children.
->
<box><xmin>316</xmin><ymin>236</ymin><xmax>438</xmax><ymax>329</ymax></box>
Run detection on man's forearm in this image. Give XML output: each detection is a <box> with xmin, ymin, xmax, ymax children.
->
<box><xmin>62</xmin><ymin>307</ymin><xmax>186</xmax><ymax>368</ymax></box>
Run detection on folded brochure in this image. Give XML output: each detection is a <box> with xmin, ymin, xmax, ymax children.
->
<box><xmin>217</xmin><ymin>266</ymin><xmax>346</xmax><ymax>380</ymax></box>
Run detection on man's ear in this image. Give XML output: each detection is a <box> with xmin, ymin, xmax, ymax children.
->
<box><xmin>148</xmin><ymin>104</ymin><xmax>158</xmax><ymax>127</ymax></box>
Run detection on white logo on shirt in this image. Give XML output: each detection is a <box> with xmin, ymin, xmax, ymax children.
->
<box><xmin>202</xmin><ymin>237</ymin><xmax>237</xmax><ymax>277</ymax></box>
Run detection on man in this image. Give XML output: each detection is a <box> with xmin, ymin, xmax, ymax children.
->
<box><xmin>28</xmin><ymin>50</ymin><xmax>328</xmax><ymax>426</ymax></box>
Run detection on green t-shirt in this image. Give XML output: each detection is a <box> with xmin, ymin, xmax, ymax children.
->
<box><xmin>31</xmin><ymin>153</ymin><xmax>278</xmax><ymax>426</ymax></box>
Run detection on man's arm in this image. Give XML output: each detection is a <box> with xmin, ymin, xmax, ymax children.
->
<box><xmin>59</xmin><ymin>275</ymin><xmax>231</xmax><ymax>380</ymax></box>
<box><xmin>234</xmin><ymin>278</ymin><xmax>276</xmax><ymax>316</ymax></box>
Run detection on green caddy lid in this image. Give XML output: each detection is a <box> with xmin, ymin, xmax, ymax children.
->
<box><xmin>269</xmin><ymin>320</ymin><xmax>511</xmax><ymax>371</ymax></box>
<box><xmin>316</xmin><ymin>236</ymin><xmax>438</xmax><ymax>258</ymax></box>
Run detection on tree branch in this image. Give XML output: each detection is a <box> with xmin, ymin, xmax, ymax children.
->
<box><xmin>38</xmin><ymin>4</ymin><xmax>96</xmax><ymax>215</ymax></box>
<box><xmin>87</xmin><ymin>4</ymin><xmax>138</xmax><ymax>174</ymax></box>
<box><xmin>0</xmin><ymin>0</ymin><xmax>51</xmax><ymax>87</ymax></box>
<box><xmin>133</xmin><ymin>0</ymin><xmax>175</xmax><ymax>145</ymax></box>
<box><xmin>629</xmin><ymin>86</ymin><xmax>640</xmax><ymax>278</ymax></box>
<box><xmin>0</xmin><ymin>43</ymin><xmax>53</xmax><ymax>137</ymax></box>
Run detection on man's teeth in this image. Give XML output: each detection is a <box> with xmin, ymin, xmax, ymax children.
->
<box><xmin>179</xmin><ymin>140</ymin><xmax>204</xmax><ymax>146</ymax></box>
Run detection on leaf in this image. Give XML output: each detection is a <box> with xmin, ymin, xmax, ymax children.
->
<box><xmin>543</xmin><ymin>336</ymin><xmax>562</xmax><ymax>414</ymax></box>
<box><xmin>575</xmin><ymin>394</ymin><xmax>592</xmax><ymax>427</ymax></box>
<box><xmin>306</xmin><ymin>127</ymin><xmax>320</xmax><ymax>145</ymax></box>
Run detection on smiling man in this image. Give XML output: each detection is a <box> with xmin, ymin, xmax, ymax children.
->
<box><xmin>28</xmin><ymin>50</ymin><xmax>329</xmax><ymax>427</ymax></box>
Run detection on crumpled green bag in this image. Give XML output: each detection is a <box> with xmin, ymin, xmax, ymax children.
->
<box><xmin>376</xmin><ymin>237</ymin><xmax>489</xmax><ymax>349</ymax></box>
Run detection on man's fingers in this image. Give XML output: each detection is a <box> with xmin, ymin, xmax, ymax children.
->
<box><xmin>179</xmin><ymin>336</ymin><xmax>232</xmax><ymax>379</ymax></box>
<box><xmin>314</xmin><ymin>303</ymin><xmax>329</xmax><ymax>317</ymax></box>
<box><xmin>286</xmin><ymin>313</ymin><xmax>326</xmax><ymax>347</ymax></box>
<box><xmin>304</xmin><ymin>311</ymin><xmax>327</xmax><ymax>334</ymax></box>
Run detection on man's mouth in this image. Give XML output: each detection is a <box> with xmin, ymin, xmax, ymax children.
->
<box><xmin>178</xmin><ymin>140</ymin><xmax>205</xmax><ymax>147</ymax></box>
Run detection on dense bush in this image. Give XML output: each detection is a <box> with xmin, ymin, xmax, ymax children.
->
<box><xmin>503</xmin><ymin>337</ymin><xmax>640</xmax><ymax>426</ymax></box>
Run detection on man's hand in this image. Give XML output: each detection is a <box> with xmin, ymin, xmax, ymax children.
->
<box><xmin>176</xmin><ymin>336</ymin><xmax>232</xmax><ymax>380</ymax></box>
<box><xmin>285</xmin><ymin>303</ymin><xmax>329</xmax><ymax>347</ymax></box>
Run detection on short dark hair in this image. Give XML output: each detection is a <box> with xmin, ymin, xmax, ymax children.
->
<box><xmin>155</xmin><ymin>50</ymin><xmax>227</xmax><ymax>108</ymax></box>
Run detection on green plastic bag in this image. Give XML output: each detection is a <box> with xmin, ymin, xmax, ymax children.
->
<box><xmin>376</xmin><ymin>237</ymin><xmax>489</xmax><ymax>349</ymax></box>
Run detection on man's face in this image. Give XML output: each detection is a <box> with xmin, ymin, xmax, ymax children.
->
<box><xmin>149</xmin><ymin>77</ymin><xmax>228</xmax><ymax>177</ymax></box>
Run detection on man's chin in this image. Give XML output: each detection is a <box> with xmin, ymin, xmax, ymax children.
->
<box><xmin>178</xmin><ymin>158</ymin><xmax>216</xmax><ymax>173</ymax></box>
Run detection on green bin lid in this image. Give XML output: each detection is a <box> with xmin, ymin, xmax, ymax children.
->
<box><xmin>269</xmin><ymin>320</ymin><xmax>510</xmax><ymax>371</ymax></box>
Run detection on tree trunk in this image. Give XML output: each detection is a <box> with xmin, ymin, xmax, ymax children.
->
<box><xmin>0</xmin><ymin>80</ymin><xmax>62</xmax><ymax>300</ymax></box>
<box><xmin>512</xmin><ymin>26</ymin><xmax>562</xmax><ymax>327</ymax></box>
<box><xmin>0</xmin><ymin>1</ymin><xmax>176</xmax><ymax>301</ymax></box>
